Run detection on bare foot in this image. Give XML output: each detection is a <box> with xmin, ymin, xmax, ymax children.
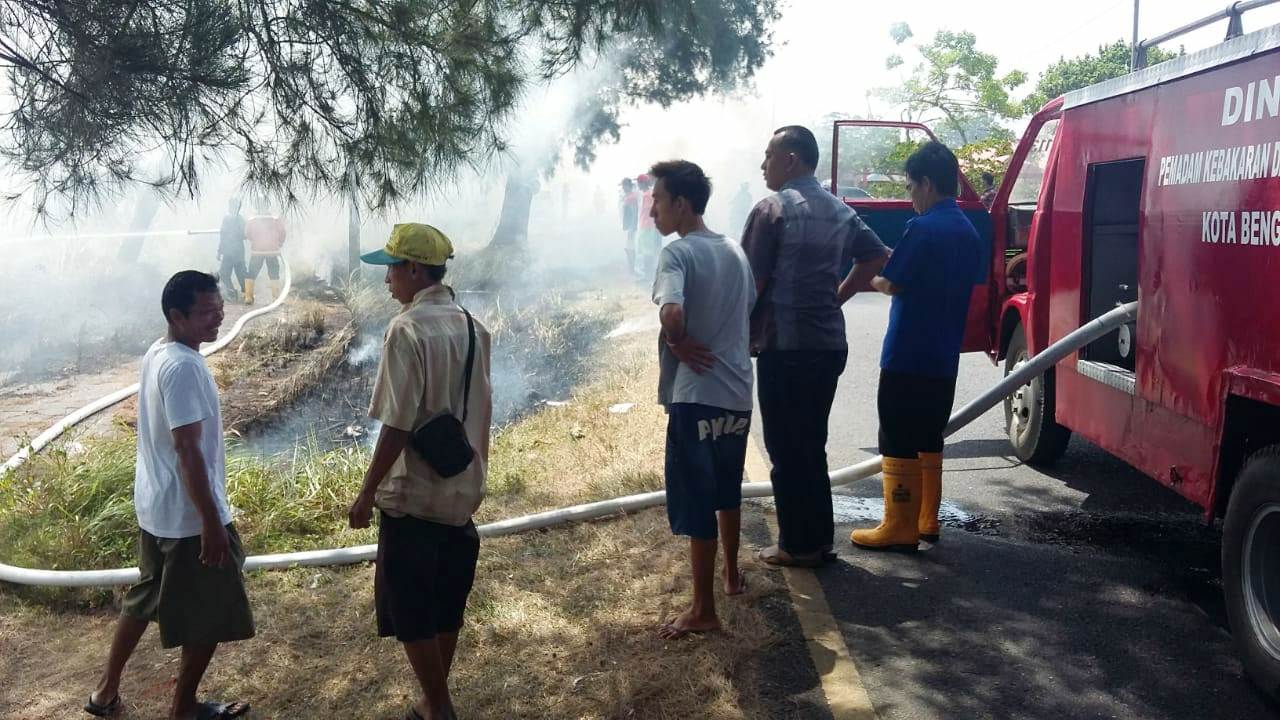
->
<box><xmin>723</xmin><ymin>569</ymin><xmax>747</xmax><ymax>596</ymax></box>
<box><xmin>657</xmin><ymin>607</ymin><xmax>721</xmax><ymax>639</ymax></box>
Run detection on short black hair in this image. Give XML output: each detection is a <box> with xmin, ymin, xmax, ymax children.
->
<box><xmin>161</xmin><ymin>270</ymin><xmax>219</xmax><ymax>322</ymax></box>
<box><xmin>648</xmin><ymin>160</ymin><xmax>712</xmax><ymax>215</ymax></box>
<box><xmin>981</xmin><ymin>171</ymin><xmax>995</xmax><ymax>186</ymax></box>
<box><xmin>904</xmin><ymin>141</ymin><xmax>960</xmax><ymax>197</ymax></box>
<box><xmin>423</xmin><ymin>264</ymin><xmax>447</xmax><ymax>283</ymax></box>
<box><xmin>772</xmin><ymin>125</ymin><xmax>820</xmax><ymax>169</ymax></box>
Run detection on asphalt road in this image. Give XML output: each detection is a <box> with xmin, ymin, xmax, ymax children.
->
<box><xmin>751</xmin><ymin>293</ymin><xmax>1280</xmax><ymax>720</ymax></box>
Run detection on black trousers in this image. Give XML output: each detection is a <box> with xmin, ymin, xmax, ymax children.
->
<box><xmin>877</xmin><ymin>369</ymin><xmax>958</xmax><ymax>459</ymax></box>
<box><xmin>757</xmin><ymin>349</ymin><xmax>848</xmax><ymax>555</ymax></box>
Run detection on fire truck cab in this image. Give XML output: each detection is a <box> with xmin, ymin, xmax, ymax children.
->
<box><xmin>832</xmin><ymin>21</ymin><xmax>1280</xmax><ymax>702</ymax></box>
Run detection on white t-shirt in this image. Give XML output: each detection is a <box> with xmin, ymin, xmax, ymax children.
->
<box><xmin>133</xmin><ymin>339</ymin><xmax>232</xmax><ymax>538</ymax></box>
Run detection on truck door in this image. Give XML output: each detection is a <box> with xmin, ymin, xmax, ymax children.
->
<box><xmin>830</xmin><ymin>120</ymin><xmax>994</xmax><ymax>351</ymax></box>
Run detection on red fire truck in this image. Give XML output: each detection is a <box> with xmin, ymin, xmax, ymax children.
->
<box><xmin>832</xmin><ymin>18</ymin><xmax>1280</xmax><ymax>702</ymax></box>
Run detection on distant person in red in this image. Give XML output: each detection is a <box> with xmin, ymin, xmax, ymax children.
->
<box><xmin>620</xmin><ymin>177</ymin><xmax>641</xmax><ymax>276</ymax></box>
<box><xmin>243</xmin><ymin>207</ymin><xmax>286</xmax><ymax>305</ymax></box>
<box><xmin>980</xmin><ymin>172</ymin><xmax>997</xmax><ymax>210</ymax></box>
<box><xmin>637</xmin><ymin>173</ymin><xmax>662</xmax><ymax>280</ymax></box>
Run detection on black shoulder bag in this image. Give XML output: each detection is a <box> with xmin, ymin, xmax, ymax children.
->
<box><xmin>409</xmin><ymin>307</ymin><xmax>476</xmax><ymax>478</ymax></box>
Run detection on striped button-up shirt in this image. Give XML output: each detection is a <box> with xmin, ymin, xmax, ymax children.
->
<box><xmin>740</xmin><ymin>175</ymin><xmax>887</xmax><ymax>353</ymax></box>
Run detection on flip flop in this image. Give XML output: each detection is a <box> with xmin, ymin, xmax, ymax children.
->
<box><xmin>84</xmin><ymin>694</ymin><xmax>121</xmax><ymax>717</ymax></box>
<box><xmin>195</xmin><ymin>700</ymin><xmax>251</xmax><ymax>719</ymax></box>
<box><xmin>756</xmin><ymin>544</ymin><xmax>823</xmax><ymax>568</ymax></box>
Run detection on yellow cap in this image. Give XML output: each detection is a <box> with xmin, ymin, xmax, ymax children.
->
<box><xmin>360</xmin><ymin>223</ymin><xmax>454</xmax><ymax>266</ymax></box>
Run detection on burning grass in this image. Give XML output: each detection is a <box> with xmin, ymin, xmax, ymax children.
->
<box><xmin>209</xmin><ymin>301</ymin><xmax>333</xmax><ymax>390</ymax></box>
<box><xmin>0</xmin><ymin>326</ymin><xmax>661</xmax><ymax>575</ymax></box>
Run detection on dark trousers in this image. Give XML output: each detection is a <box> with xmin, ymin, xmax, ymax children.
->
<box><xmin>877</xmin><ymin>369</ymin><xmax>957</xmax><ymax>459</ymax></box>
<box><xmin>219</xmin><ymin>254</ymin><xmax>247</xmax><ymax>292</ymax></box>
<box><xmin>757</xmin><ymin>349</ymin><xmax>848</xmax><ymax>555</ymax></box>
<box><xmin>248</xmin><ymin>254</ymin><xmax>280</xmax><ymax>280</ymax></box>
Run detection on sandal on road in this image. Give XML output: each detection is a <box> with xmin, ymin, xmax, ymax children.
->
<box><xmin>756</xmin><ymin>544</ymin><xmax>824</xmax><ymax>568</ymax></box>
<box><xmin>196</xmin><ymin>700</ymin><xmax>251</xmax><ymax>719</ymax></box>
<box><xmin>84</xmin><ymin>694</ymin><xmax>121</xmax><ymax>717</ymax></box>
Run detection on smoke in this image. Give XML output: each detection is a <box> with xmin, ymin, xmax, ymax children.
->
<box><xmin>0</xmin><ymin>34</ymin><xmax>774</xmax><ymax>453</ymax></box>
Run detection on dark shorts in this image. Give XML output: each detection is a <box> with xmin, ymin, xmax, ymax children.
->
<box><xmin>121</xmin><ymin>524</ymin><xmax>255</xmax><ymax>649</ymax></box>
<box><xmin>664</xmin><ymin>403</ymin><xmax>751</xmax><ymax>540</ymax></box>
<box><xmin>877</xmin><ymin>369</ymin><xmax>958</xmax><ymax>459</ymax></box>
<box><xmin>375</xmin><ymin>512</ymin><xmax>480</xmax><ymax>643</ymax></box>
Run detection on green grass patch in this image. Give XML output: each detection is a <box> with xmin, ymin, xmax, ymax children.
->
<box><xmin>0</xmin><ymin>427</ymin><xmax>376</xmax><ymax>572</ymax></box>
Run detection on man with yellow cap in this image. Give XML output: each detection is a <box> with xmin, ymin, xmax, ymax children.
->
<box><xmin>347</xmin><ymin>223</ymin><xmax>492</xmax><ymax>720</ymax></box>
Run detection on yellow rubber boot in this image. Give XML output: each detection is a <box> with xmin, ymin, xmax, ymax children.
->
<box><xmin>919</xmin><ymin>452</ymin><xmax>943</xmax><ymax>543</ymax></box>
<box><xmin>243</xmin><ymin>278</ymin><xmax>255</xmax><ymax>305</ymax></box>
<box><xmin>851</xmin><ymin>456</ymin><xmax>922</xmax><ymax>552</ymax></box>
<box><xmin>270</xmin><ymin>280</ymin><xmax>283</xmax><ymax>301</ymax></box>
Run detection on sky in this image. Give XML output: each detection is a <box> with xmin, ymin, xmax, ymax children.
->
<box><xmin>533</xmin><ymin>0</ymin><xmax>1280</xmax><ymax>246</ymax></box>
<box><xmin>4</xmin><ymin>0</ymin><xmax>1280</xmax><ymax>264</ymax></box>
<box><xmin>583</xmin><ymin>0</ymin><xmax>1280</xmax><ymax>203</ymax></box>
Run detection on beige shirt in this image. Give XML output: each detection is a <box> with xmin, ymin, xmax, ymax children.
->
<box><xmin>369</xmin><ymin>285</ymin><xmax>492</xmax><ymax>526</ymax></box>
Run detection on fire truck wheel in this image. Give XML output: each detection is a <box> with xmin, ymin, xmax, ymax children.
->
<box><xmin>1003</xmin><ymin>325</ymin><xmax>1070</xmax><ymax>466</ymax></box>
<box><xmin>1223</xmin><ymin>445</ymin><xmax>1280</xmax><ymax>703</ymax></box>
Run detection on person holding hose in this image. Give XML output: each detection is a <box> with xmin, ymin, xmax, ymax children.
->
<box><xmin>216</xmin><ymin>198</ymin><xmax>247</xmax><ymax>301</ymax></box>
<box><xmin>851</xmin><ymin>141</ymin><xmax>985</xmax><ymax>552</ymax></box>
<box><xmin>243</xmin><ymin>205</ymin><xmax>286</xmax><ymax>305</ymax></box>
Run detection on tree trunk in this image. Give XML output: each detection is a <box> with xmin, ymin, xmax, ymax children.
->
<box><xmin>114</xmin><ymin>187</ymin><xmax>161</xmax><ymax>264</ymax></box>
<box><xmin>488</xmin><ymin>174</ymin><xmax>539</xmax><ymax>247</ymax></box>
<box><xmin>345</xmin><ymin>167</ymin><xmax>360</xmax><ymax>280</ymax></box>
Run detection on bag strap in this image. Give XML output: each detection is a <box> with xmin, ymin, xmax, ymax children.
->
<box><xmin>460</xmin><ymin>306</ymin><xmax>476</xmax><ymax>422</ymax></box>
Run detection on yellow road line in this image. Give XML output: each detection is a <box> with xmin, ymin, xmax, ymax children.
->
<box><xmin>746</xmin><ymin>438</ymin><xmax>878</xmax><ymax>720</ymax></box>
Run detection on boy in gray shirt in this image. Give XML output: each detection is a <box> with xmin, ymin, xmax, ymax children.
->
<box><xmin>649</xmin><ymin>160</ymin><xmax>756</xmax><ymax>639</ymax></box>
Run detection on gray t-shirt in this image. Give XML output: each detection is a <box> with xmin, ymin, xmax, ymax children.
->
<box><xmin>652</xmin><ymin>230</ymin><xmax>756</xmax><ymax>412</ymax></box>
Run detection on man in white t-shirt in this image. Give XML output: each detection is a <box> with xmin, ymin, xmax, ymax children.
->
<box><xmin>86</xmin><ymin>271</ymin><xmax>253</xmax><ymax>720</ymax></box>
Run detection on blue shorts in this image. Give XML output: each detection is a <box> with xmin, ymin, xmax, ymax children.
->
<box><xmin>664</xmin><ymin>403</ymin><xmax>752</xmax><ymax>540</ymax></box>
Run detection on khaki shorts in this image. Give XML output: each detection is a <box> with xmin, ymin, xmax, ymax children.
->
<box><xmin>121</xmin><ymin>524</ymin><xmax>256</xmax><ymax>649</ymax></box>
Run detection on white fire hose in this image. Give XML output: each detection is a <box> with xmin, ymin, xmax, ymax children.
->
<box><xmin>0</xmin><ymin>301</ymin><xmax>1137</xmax><ymax>588</ymax></box>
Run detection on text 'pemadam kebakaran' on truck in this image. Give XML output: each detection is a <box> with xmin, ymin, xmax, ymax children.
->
<box><xmin>829</xmin><ymin>6</ymin><xmax>1280</xmax><ymax>703</ymax></box>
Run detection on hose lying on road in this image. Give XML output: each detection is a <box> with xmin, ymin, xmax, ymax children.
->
<box><xmin>0</xmin><ymin>260</ymin><xmax>292</xmax><ymax>479</ymax></box>
<box><xmin>0</xmin><ymin>301</ymin><xmax>1137</xmax><ymax>588</ymax></box>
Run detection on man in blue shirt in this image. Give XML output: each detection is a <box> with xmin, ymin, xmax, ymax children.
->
<box><xmin>852</xmin><ymin>141</ymin><xmax>985</xmax><ymax>552</ymax></box>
